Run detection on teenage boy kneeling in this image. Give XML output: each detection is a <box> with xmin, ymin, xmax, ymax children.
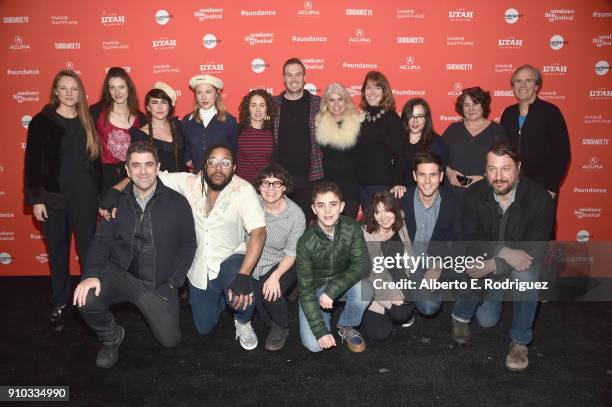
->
<box><xmin>296</xmin><ymin>182</ymin><xmax>373</xmax><ymax>352</ymax></box>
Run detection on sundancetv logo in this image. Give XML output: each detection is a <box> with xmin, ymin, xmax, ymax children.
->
<box><xmin>493</xmin><ymin>90</ymin><xmax>514</xmax><ymax>97</ymax></box>
<box><xmin>251</xmin><ymin>58</ymin><xmax>268</xmax><ymax>74</ymax></box>
<box><xmin>3</xmin><ymin>16</ymin><xmax>29</xmax><ymax>24</ymax></box>
<box><xmin>595</xmin><ymin>60</ymin><xmax>609</xmax><ymax>76</ymax></box>
<box><xmin>55</xmin><ymin>42</ymin><xmax>80</xmax><ymax>50</ymax></box>
<box><xmin>203</xmin><ymin>34</ymin><xmax>219</xmax><ymax>49</ymax></box>
<box><xmin>397</xmin><ymin>36</ymin><xmax>424</xmax><ymax>44</ymax></box>
<box><xmin>504</xmin><ymin>8</ymin><xmax>522</xmax><ymax>24</ymax></box>
<box><xmin>446</xmin><ymin>63</ymin><xmax>472</xmax><ymax>71</ymax></box>
<box><xmin>155</xmin><ymin>10</ymin><xmax>171</xmax><ymax>25</ymax></box>
<box><xmin>346</xmin><ymin>8</ymin><xmax>373</xmax><ymax>17</ymax></box>
<box><xmin>549</xmin><ymin>35</ymin><xmax>567</xmax><ymax>50</ymax></box>
<box><xmin>582</xmin><ymin>137</ymin><xmax>609</xmax><ymax>145</ymax></box>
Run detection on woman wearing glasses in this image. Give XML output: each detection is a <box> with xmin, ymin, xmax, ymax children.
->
<box><xmin>252</xmin><ymin>163</ymin><xmax>305</xmax><ymax>351</ymax></box>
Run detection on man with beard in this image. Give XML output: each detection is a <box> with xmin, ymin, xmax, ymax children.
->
<box><xmin>99</xmin><ymin>143</ymin><xmax>266</xmax><ymax>350</ymax></box>
<box><xmin>452</xmin><ymin>143</ymin><xmax>554</xmax><ymax>372</ymax></box>
<box><xmin>158</xmin><ymin>143</ymin><xmax>266</xmax><ymax>350</ymax></box>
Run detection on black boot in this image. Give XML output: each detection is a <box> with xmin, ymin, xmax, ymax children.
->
<box><xmin>96</xmin><ymin>326</ymin><xmax>125</xmax><ymax>368</ymax></box>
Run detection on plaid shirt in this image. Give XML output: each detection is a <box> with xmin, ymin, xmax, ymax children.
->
<box><xmin>273</xmin><ymin>91</ymin><xmax>324</xmax><ymax>181</ymax></box>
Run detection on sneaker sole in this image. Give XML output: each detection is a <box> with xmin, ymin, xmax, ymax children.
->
<box><xmin>347</xmin><ymin>342</ymin><xmax>366</xmax><ymax>353</ymax></box>
<box><xmin>235</xmin><ymin>336</ymin><xmax>258</xmax><ymax>351</ymax></box>
<box><xmin>505</xmin><ymin>363</ymin><xmax>528</xmax><ymax>372</ymax></box>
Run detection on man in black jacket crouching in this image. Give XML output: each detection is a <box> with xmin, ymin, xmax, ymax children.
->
<box><xmin>73</xmin><ymin>141</ymin><xmax>197</xmax><ymax>368</ymax></box>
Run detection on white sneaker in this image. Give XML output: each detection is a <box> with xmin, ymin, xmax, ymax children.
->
<box><xmin>234</xmin><ymin>319</ymin><xmax>258</xmax><ymax>350</ymax></box>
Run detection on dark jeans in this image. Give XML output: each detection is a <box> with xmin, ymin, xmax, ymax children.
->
<box><xmin>252</xmin><ymin>264</ymin><xmax>297</xmax><ymax>329</ymax></box>
<box><xmin>79</xmin><ymin>271</ymin><xmax>180</xmax><ymax>347</ymax></box>
<box><xmin>287</xmin><ymin>175</ymin><xmax>314</xmax><ymax>225</ymax></box>
<box><xmin>43</xmin><ymin>192</ymin><xmax>97</xmax><ymax>307</ymax></box>
<box><xmin>188</xmin><ymin>254</ymin><xmax>255</xmax><ymax>335</ymax></box>
<box><xmin>361</xmin><ymin>303</ymin><xmax>414</xmax><ymax>342</ymax></box>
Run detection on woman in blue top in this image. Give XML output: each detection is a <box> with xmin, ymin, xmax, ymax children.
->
<box><xmin>182</xmin><ymin>74</ymin><xmax>239</xmax><ymax>172</ymax></box>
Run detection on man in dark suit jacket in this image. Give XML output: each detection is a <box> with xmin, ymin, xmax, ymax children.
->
<box><xmin>398</xmin><ymin>151</ymin><xmax>463</xmax><ymax>317</ymax></box>
<box><xmin>452</xmin><ymin>143</ymin><xmax>554</xmax><ymax>372</ymax></box>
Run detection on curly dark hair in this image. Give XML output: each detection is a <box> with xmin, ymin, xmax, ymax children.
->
<box><xmin>255</xmin><ymin>163</ymin><xmax>294</xmax><ymax>194</ymax></box>
<box><xmin>454</xmin><ymin>86</ymin><xmax>491</xmax><ymax>119</ymax></box>
<box><xmin>363</xmin><ymin>191</ymin><xmax>404</xmax><ymax>234</ymax></box>
<box><xmin>238</xmin><ymin>89</ymin><xmax>275</xmax><ymax>130</ymax></box>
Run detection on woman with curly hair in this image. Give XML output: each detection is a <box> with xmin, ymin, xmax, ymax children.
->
<box><xmin>236</xmin><ymin>89</ymin><xmax>275</xmax><ymax>183</ymax></box>
<box><xmin>129</xmin><ymin>82</ymin><xmax>186</xmax><ymax>172</ymax></box>
<box><xmin>90</xmin><ymin>67</ymin><xmax>147</xmax><ymax>191</ymax></box>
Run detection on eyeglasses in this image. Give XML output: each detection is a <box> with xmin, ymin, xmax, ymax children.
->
<box><xmin>206</xmin><ymin>158</ymin><xmax>232</xmax><ymax>168</ymax></box>
<box><xmin>260</xmin><ymin>180</ymin><xmax>284</xmax><ymax>189</ymax></box>
<box><xmin>409</xmin><ymin>114</ymin><xmax>426</xmax><ymax>121</ymax></box>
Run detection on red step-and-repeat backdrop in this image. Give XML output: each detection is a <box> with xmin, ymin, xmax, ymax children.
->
<box><xmin>0</xmin><ymin>1</ymin><xmax>610</xmax><ymax>276</ymax></box>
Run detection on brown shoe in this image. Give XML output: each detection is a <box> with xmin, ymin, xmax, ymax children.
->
<box><xmin>452</xmin><ymin>317</ymin><xmax>471</xmax><ymax>345</ymax></box>
<box><xmin>338</xmin><ymin>326</ymin><xmax>366</xmax><ymax>353</ymax></box>
<box><xmin>505</xmin><ymin>343</ymin><xmax>528</xmax><ymax>372</ymax></box>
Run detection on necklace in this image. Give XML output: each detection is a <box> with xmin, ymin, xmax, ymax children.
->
<box><xmin>365</xmin><ymin>108</ymin><xmax>385</xmax><ymax>122</ymax></box>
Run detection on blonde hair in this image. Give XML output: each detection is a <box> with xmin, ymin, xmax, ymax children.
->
<box><xmin>319</xmin><ymin>82</ymin><xmax>359</xmax><ymax>118</ymax></box>
<box><xmin>50</xmin><ymin>70</ymin><xmax>100</xmax><ymax>160</ymax></box>
<box><xmin>190</xmin><ymin>83</ymin><xmax>227</xmax><ymax>123</ymax></box>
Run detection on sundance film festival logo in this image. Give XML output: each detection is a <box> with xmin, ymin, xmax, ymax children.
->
<box><xmin>291</xmin><ymin>35</ymin><xmax>326</xmax><ymax>43</ymax></box>
<box><xmin>396</xmin><ymin>9</ymin><xmax>424</xmax><ymax>19</ymax></box>
<box><xmin>3</xmin><ymin>16</ymin><xmax>29</xmax><ymax>24</ymax></box>
<box><xmin>448</xmin><ymin>9</ymin><xmax>474</xmax><ymax>22</ymax></box>
<box><xmin>55</xmin><ymin>42</ymin><xmax>80</xmax><ymax>50</ymax></box>
<box><xmin>153</xmin><ymin>64</ymin><xmax>180</xmax><ymax>74</ymax></box>
<box><xmin>21</xmin><ymin>115</ymin><xmax>32</xmax><ymax>128</ymax></box>
<box><xmin>582</xmin><ymin>156</ymin><xmax>604</xmax><ymax>171</ymax></box>
<box><xmin>446</xmin><ymin>63</ymin><xmax>472</xmax><ymax>71</ymax></box>
<box><xmin>303</xmin><ymin>58</ymin><xmax>325</xmax><ymax>70</ymax></box>
<box><xmin>51</xmin><ymin>15</ymin><xmax>78</xmax><ymax>25</ymax></box>
<box><xmin>0</xmin><ymin>252</ymin><xmax>12</xmax><ymax>265</ymax></box>
<box><xmin>12</xmin><ymin>91</ymin><xmax>39</xmax><ymax>103</ymax></box>
<box><xmin>297</xmin><ymin>1</ymin><xmax>321</xmax><ymax>17</ymax></box>
<box><xmin>595</xmin><ymin>60</ymin><xmax>609</xmax><ymax>76</ymax></box>
<box><xmin>582</xmin><ymin>137</ymin><xmax>609</xmax><ymax>144</ymax></box>
<box><xmin>543</xmin><ymin>64</ymin><xmax>568</xmax><ymax>76</ymax></box>
<box><xmin>397</xmin><ymin>36</ymin><xmax>424</xmax><ymax>44</ymax></box>
<box><xmin>400</xmin><ymin>56</ymin><xmax>422</xmax><ymax>71</ymax></box>
<box><xmin>245</xmin><ymin>33</ymin><xmax>274</xmax><ymax>45</ymax></box>
<box><xmin>448</xmin><ymin>82</ymin><xmax>463</xmax><ymax>97</ymax></box>
<box><xmin>549</xmin><ymin>35</ymin><xmax>568</xmax><ymax>50</ymax></box>
<box><xmin>348</xmin><ymin>28</ymin><xmax>371</xmax><ymax>44</ymax></box>
<box><xmin>504</xmin><ymin>8</ymin><xmax>523</xmax><ymax>24</ymax></box>
<box><xmin>199</xmin><ymin>62</ymin><xmax>224</xmax><ymax>75</ymax></box>
<box><xmin>447</xmin><ymin>36</ymin><xmax>475</xmax><ymax>46</ymax></box>
<box><xmin>589</xmin><ymin>88</ymin><xmax>612</xmax><ymax>100</ymax></box>
<box><xmin>203</xmin><ymin>34</ymin><xmax>220</xmax><ymax>49</ymax></box>
<box><xmin>493</xmin><ymin>90</ymin><xmax>514</xmax><ymax>97</ymax></box>
<box><xmin>155</xmin><ymin>10</ymin><xmax>172</xmax><ymax>25</ymax></box>
<box><xmin>545</xmin><ymin>9</ymin><xmax>575</xmax><ymax>22</ymax></box>
<box><xmin>152</xmin><ymin>38</ymin><xmax>177</xmax><ymax>50</ymax></box>
<box><xmin>498</xmin><ymin>37</ymin><xmax>523</xmax><ymax>49</ymax></box>
<box><xmin>346</xmin><ymin>8</ymin><xmax>373</xmax><ymax>17</ymax></box>
<box><xmin>101</xmin><ymin>14</ymin><xmax>126</xmax><ymax>26</ymax></box>
<box><xmin>194</xmin><ymin>8</ymin><xmax>224</xmax><ymax>21</ymax></box>
<box><xmin>9</xmin><ymin>35</ymin><xmax>31</xmax><ymax>51</ymax></box>
<box><xmin>7</xmin><ymin>68</ymin><xmax>39</xmax><ymax>76</ymax></box>
<box><xmin>574</xmin><ymin>208</ymin><xmax>602</xmax><ymax>220</ymax></box>
<box><xmin>251</xmin><ymin>58</ymin><xmax>269</xmax><ymax>74</ymax></box>
<box><xmin>593</xmin><ymin>34</ymin><xmax>612</xmax><ymax>48</ymax></box>
<box><xmin>0</xmin><ymin>231</ymin><xmax>14</xmax><ymax>241</ymax></box>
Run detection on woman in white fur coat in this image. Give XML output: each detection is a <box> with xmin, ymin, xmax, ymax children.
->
<box><xmin>314</xmin><ymin>83</ymin><xmax>363</xmax><ymax>218</ymax></box>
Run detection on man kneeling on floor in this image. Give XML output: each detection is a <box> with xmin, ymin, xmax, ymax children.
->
<box><xmin>297</xmin><ymin>182</ymin><xmax>373</xmax><ymax>352</ymax></box>
<box><xmin>74</xmin><ymin>141</ymin><xmax>197</xmax><ymax>368</ymax></box>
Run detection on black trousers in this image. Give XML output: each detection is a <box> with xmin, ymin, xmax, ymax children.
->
<box><xmin>42</xmin><ymin>189</ymin><xmax>97</xmax><ymax>307</ymax></box>
<box><xmin>361</xmin><ymin>303</ymin><xmax>414</xmax><ymax>342</ymax></box>
<box><xmin>287</xmin><ymin>175</ymin><xmax>314</xmax><ymax>225</ymax></box>
<box><xmin>252</xmin><ymin>264</ymin><xmax>297</xmax><ymax>329</ymax></box>
<box><xmin>102</xmin><ymin>162</ymin><xmax>127</xmax><ymax>192</ymax></box>
<box><xmin>79</xmin><ymin>271</ymin><xmax>180</xmax><ymax>347</ymax></box>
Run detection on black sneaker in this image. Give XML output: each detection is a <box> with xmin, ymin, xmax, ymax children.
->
<box><xmin>264</xmin><ymin>322</ymin><xmax>289</xmax><ymax>351</ymax></box>
<box><xmin>96</xmin><ymin>326</ymin><xmax>125</xmax><ymax>368</ymax></box>
<box><xmin>337</xmin><ymin>326</ymin><xmax>366</xmax><ymax>353</ymax></box>
<box><xmin>50</xmin><ymin>304</ymin><xmax>68</xmax><ymax>323</ymax></box>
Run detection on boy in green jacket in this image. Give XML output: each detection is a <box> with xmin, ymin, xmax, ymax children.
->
<box><xmin>297</xmin><ymin>182</ymin><xmax>373</xmax><ymax>352</ymax></box>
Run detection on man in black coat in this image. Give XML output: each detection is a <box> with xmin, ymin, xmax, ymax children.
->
<box><xmin>73</xmin><ymin>141</ymin><xmax>197</xmax><ymax>368</ymax></box>
<box><xmin>451</xmin><ymin>143</ymin><xmax>554</xmax><ymax>372</ymax></box>
<box><xmin>398</xmin><ymin>151</ymin><xmax>463</xmax><ymax>317</ymax></box>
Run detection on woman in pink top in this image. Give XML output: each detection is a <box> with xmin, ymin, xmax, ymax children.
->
<box><xmin>90</xmin><ymin>67</ymin><xmax>147</xmax><ymax>191</ymax></box>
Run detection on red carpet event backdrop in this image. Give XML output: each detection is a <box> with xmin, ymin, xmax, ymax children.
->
<box><xmin>0</xmin><ymin>1</ymin><xmax>611</xmax><ymax>276</ymax></box>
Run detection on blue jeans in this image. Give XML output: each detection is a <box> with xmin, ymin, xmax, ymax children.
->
<box><xmin>452</xmin><ymin>265</ymin><xmax>540</xmax><ymax>345</ymax></box>
<box><xmin>299</xmin><ymin>278</ymin><xmax>373</xmax><ymax>352</ymax></box>
<box><xmin>188</xmin><ymin>254</ymin><xmax>255</xmax><ymax>335</ymax></box>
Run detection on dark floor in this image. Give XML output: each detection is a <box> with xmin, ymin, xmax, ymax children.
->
<box><xmin>1</xmin><ymin>277</ymin><xmax>611</xmax><ymax>407</ymax></box>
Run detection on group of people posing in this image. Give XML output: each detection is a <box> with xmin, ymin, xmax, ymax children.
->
<box><xmin>24</xmin><ymin>58</ymin><xmax>570</xmax><ymax>373</ymax></box>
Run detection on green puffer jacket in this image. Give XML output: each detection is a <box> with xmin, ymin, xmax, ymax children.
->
<box><xmin>297</xmin><ymin>215</ymin><xmax>370</xmax><ymax>339</ymax></box>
